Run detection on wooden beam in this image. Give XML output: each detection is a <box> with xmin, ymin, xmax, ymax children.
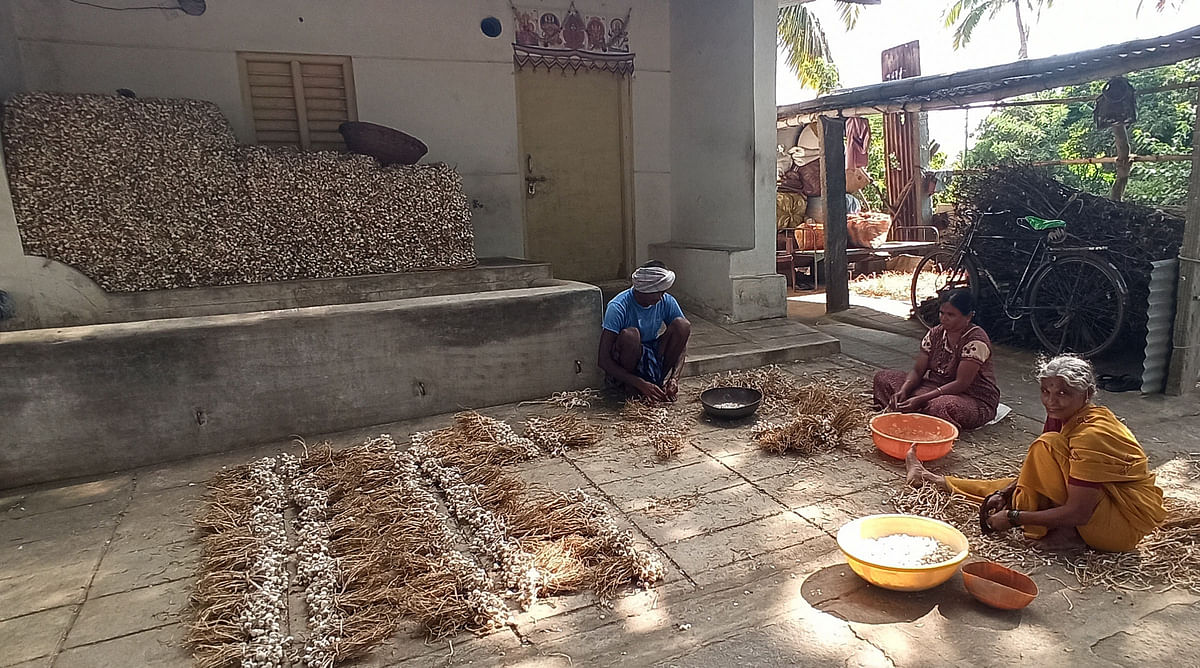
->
<box><xmin>777</xmin><ymin>25</ymin><xmax>1200</xmax><ymax>119</ymax></box>
<box><xmin>1111</xmin><ymin>123</ymin><xmax>1132</xmax><ymax>201</ymax></box>
<box><xmin>821</xmin><ymin>117</ymin><xmax>849</xmax><ymax>314</ymax></box>
<box><xmin>977</xmin><ymin>81</ymin><xmax>1200</xmax><ymax>109</ymax></box>
<box><xmin>778</xmin><ymin>82</ymin><xmax>1200</xmax><ymax>127</ymax></box>
<box><xmin>1166</xmin><ymin>89</ymin><xmax>1200</xmax><ymax>396</ymax></box>
<box><xmin>1030</xmin><ymin>154</ymin><xmax>1192</xmax><ymax>166</ymax></box>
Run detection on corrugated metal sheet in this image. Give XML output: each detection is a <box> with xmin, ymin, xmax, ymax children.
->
<box><xmin>881</xmin><ymin>42</ymin><xmax>921</xmax><ymax>229</ymax></box>
<box><xmin>1141</xmin><ymin>259</ymin><xmax>1178</xmax><ymax>394</ymax></box>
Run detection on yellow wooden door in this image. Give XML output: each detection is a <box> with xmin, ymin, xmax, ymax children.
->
<box><xmin>516</xmin><ymin>68</ymin><xmax>631</xmax><ymax>283</ymax></box>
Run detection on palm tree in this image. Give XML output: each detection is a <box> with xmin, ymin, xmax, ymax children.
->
<box><xmin>1137</xmin><ymin>1</ymin><xmax>1185</xmax><ymax>11</ymax></box>
<box><xmin>777</xmin><ymin>1</ymin><xmax>867</xmax><ymax>93</ymax></box>
<box><xmin>944</xmin><ymin>0</ymin><xmax>1054</xmax><ymax>60</ymax></box>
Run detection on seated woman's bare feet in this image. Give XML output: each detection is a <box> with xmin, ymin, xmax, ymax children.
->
<box><xmin>904</xmin><ymin>446</ymin><xmax>947</xmax><ymax>489</ymax></box>
<box><xmin>1035</xmin><ymin>527</ymin><xmax>1088</xmax><ymax>553</ymax></box>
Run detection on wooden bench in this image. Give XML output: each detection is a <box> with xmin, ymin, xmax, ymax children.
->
<box><xmin>777</xmin><ymin>225</ymin><xmax>940</xmax><ymax>290</ymax></box>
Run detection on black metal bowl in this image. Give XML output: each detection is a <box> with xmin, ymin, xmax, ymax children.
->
<box><xmin>700</xmin><ymin>387</ymin><xmax>763</xmax><ymax>420</ymax></box>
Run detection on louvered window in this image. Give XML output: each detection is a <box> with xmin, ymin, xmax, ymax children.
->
<box><xmin>238</xmin><ymin>52</ymin><xmax>358</xmax><ymax>151</ymax></box>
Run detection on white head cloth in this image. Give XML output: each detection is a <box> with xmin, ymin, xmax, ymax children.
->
<box><xmin>631</xmin><ymin>266</ymin><xmax>675</xmax><ymax>293</ymax></box>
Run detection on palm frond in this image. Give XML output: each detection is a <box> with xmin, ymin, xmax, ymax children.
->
<box><xmin>1137</xmin><ymin>0</ymin><xmax>1176</xmax><ymax>14</ymax></box>
<box><xmin>778</xmin><ymin>5</ymin><xmax>832</xmax><ymax>62</ymax></box>
<box><xmin>778</xmin><ymin>5</ymin><xmax>839</xmax><ymax>91</ymax></box>
<box><xmin>943</xmin><ymin>0</ymin><xmax>974</xmax><ymax>27</ymax></box>
<box><xmin>837</xmin><ymin>2</ymin><xmax>862</xmax><ymax>30</ymax></box>
<box><xmin>951</xmin><ymin>3</ymin><xmax>991</xmax><ymax>51</ymax></box>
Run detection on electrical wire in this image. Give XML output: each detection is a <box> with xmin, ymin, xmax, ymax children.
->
<box><xmin>66</xmin><ymin>0</ymin><xmax>182</xmax><ymax>11</ymax></box>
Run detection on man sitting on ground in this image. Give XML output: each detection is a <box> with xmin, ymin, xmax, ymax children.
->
<box><xmin>597</xmin><ymin>261</ymin><xmax>692</xmax><ymax>402</ymax></box>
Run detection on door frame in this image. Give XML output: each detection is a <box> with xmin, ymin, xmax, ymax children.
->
<box><xmin>514</xmin><ymin>68</ymin><xmax>636</xmax><ymax>282</ymax></box>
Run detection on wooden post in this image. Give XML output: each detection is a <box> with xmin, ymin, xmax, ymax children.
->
<box><xmin>821</xmin><ymin>116</ymin><xmax>849</xmax><ymax>313</ymax></box>
<box><xmin>1111</xmin><ymin>123</ymin><xmax>1131</xmax><ymax>201</ymax></box>
<box><xmin>1165</xmin><ymin>91</ymin><xmax>1200</xmax><ymax>395</ymax></box>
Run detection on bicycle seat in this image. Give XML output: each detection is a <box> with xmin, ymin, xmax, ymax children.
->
<box><xmin>1019</xmin><ymin>216</ymin><xmax>1067</xmax><ymax>231</ymax></box>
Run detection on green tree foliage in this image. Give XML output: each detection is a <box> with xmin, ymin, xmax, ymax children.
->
<box><xmin>860</xmin><ymin>115</ymin><xmax>948</xmax><ymax>211</ymax></box>
<box><xmin>777</xmin><ymin>1</ymin><xmax>863</xmax><ymax>93</ymax></box>
<box><xmin>944</xmin><ymin>0</ymin><xmax>1054</xmax><ymax>60</ymax></box>
<box><xmin>960</xmin><ymin>61</ymin><xmax>1197</xmax><ymax>206</ymax></box>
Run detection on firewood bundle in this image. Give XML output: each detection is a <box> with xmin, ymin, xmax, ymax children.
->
<box><xmin>948</xmin><ymin>166</ymin><xmax>1184</xmax><ymax>352</ymax></box>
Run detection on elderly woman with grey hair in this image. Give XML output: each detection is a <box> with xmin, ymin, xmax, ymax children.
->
<box><xmin>905</xmin><ymin>355</ymin><xmax>1166</xmax><ymax>552</ymax></box>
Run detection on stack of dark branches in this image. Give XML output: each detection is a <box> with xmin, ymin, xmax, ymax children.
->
<box><xmin>947</xmin><ymin>165</ymin><xmax>1184</xmax><ymax>353</ymax></box>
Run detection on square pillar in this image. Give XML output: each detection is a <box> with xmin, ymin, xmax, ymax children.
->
<box><xmin>661</xmin><ymin>0</ymin><xmax>784</xmax><ymax>323</ymax></box>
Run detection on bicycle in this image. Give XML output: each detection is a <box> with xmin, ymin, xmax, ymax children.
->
<box><xmin>910</xmin><ymin>211</ymin><xmax>1128</xmax><ymax>358</ymax></box>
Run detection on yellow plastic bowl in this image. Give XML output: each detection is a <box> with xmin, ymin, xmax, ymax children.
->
<box><xmin>836</xmin><ymin>514</ymin><xmax>970</xmax><ymax>591</ymax></box>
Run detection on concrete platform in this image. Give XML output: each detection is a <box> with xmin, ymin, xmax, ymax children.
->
<box><xmin>1</xmin><ymin>280</ymin><xmax>604</xmax><ymax>488</ymax></box>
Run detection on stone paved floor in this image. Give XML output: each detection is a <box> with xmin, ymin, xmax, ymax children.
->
<box><xmin>3</xmin><ymin>319</ymin><xmax>1200</xmax><ymax>667</ymax></box>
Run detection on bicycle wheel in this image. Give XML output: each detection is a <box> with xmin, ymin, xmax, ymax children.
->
<box><xmin>910</xmin><ymin>249</ymin><xmax>980</xmax><ymax>329</ymax></box>
<box><xmin>1026</xmin><ymin>254</ymin><xmax>1127</xmax><ymax>358</ymax></box>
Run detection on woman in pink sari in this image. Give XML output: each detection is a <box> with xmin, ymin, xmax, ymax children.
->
<box><xmin>873</xmin><ymin>290</ymin><xmax>1001</xmax><ymax>431</ymax></box>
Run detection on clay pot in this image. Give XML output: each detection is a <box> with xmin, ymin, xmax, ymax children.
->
<box><xmin>961</xmin><ymin>561</ymin><xmax>1038</xmax><ymax>610</ymax></box>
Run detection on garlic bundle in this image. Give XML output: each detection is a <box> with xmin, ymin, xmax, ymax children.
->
<box><xmin>752</xmin><ymin>415</ymin><xmax>839</xmax><ymax>455</ymax></box>
<box><xmin>523</xmin><ymin>414</ymin><xmax>602</xmax><ymax>457</ymax></box>
<box><xmin>239</xmin><ymin>457</ymin><xmax>292</xmax><ymax>668</ymax></box>
<box><xmin>455</xmin><ymin>413</ymin><xmax>541</xmax><ymax>460</ymax></box>
<box><xmin>565</xmin><ymin>489</ymin><xmax>666</xmax><ymax>587</ymax></box>
<box><xmin>412</xmin><ymin>442</ymin><xmax>543</xmax><ymax>609</ymax></box>
<box><xmin>616</xmin><ymin>401</ymin><xmax>688</xmax><ymax>460</ymax></box>
<box><xmin>282</xmin><ymin>454</ymin><xmax>342</xmax><ymax>668</ymax></box>
<box><xmin>388</xmin><ymin>445</ymin><xmax>514</xmax><ymax>631</ymax></box>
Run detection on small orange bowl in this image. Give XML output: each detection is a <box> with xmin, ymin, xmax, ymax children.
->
<box><xmin>961</xmin><ymin>561</ymin><xmax>1038</xmax><ymax>610</ymax></box>
<box><xmin>870</xmin><ymin>413</ymin><xmax>958</xmax><ymax>462</ymax></box>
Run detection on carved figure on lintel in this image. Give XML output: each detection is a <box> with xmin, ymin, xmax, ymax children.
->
<box><xmin>608</xmin><ymin>12</ymin><xmax>630</xmax><ymax>52</ymax></box>
<box><xmin>540</xmin><ymin>12</ymin><xmax>563</xmax><ymax>47</ymax></box>
<box><xmin>515</xmin><ymin>11</ymin><xmax>539</xmax><ymax>46</ymax></box>
<box><xmin>563</xmin><ymin>3</ymin><xmax>587</xmax><ymax>50</ymax></box>
<box><xmin>586</xmin><ymin>16</ymin><xmax>607</xmax><ymax>51</ymax></box>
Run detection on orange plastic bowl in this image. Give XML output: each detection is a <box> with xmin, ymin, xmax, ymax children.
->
<box><xmin>870</xmin><ymin>413</ymin><xmax>958</xmax><ymax>462</ymax></box>
<box><xmin>961</xmin><ymin>561</ymin><xmax>1038</xmax><ymax>610</ymax></box>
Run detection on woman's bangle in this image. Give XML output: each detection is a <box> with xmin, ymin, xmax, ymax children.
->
<box><xmin>933</xmin><ymin>386</ymin><xmax>943</xmax><ymax>396</ymax></box>
<box><xmin>1007</xmin><ymin>509</ymin><xmax>1021</xmax><ymax>526</ymax></box>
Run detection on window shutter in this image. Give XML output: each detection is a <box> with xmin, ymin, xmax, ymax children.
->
<box><xmin>240</xmin><ymin>53</ymin><xmax>357</xmax><ymax>151</ymax></box>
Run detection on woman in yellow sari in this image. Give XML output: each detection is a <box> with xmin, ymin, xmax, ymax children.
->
<box><xmin>905</xmin><ymin>355</ymin><xmax>1166</xmax><ymax>552</ymax></box>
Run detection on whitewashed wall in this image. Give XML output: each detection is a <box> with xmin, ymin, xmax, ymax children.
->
<box><xmin>7</xmin><ymin>0</ymin><xmax>671</xmax><ymax>263</ymax></box>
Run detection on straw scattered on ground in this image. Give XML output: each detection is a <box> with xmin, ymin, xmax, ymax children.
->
<box><xmin>617</xmin><ymin>399</ymin><xmax>688</xmax><ymax>460</ymax></box>
<box><xmin>891</xmin><ymin>478</ymin><xmax>1200</xmax><ymax>595</ymax></box>
<box><xmin>643</xmin><ymin>492</ymin><xmax>703</xmax><ymax>518</ymax></box>
<box><xmin>699</xmin><ymin>365</ymin><xmax>801</xmax><ymax>414</ymax></box>
<box><xmin>849</xmin><ymin>271</ymin><xmax>931</xmax><ymax>303</ymax></box>
<box><xmin>745</xmin><ymin>373</ymin><xmax>872</xmax><ymax>456</ymax></box>
<box><xmin>519</xmin><ymin>389</ymin><xmax>600</xmax><ymax>410</ymax></box>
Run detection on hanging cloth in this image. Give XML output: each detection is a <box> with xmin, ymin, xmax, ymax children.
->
<box><xmin>845</xmin><ymin>116</ymin><xmax>871</xmax><ymax>169</ymax></box>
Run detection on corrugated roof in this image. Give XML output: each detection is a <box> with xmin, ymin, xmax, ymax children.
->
<box><xmin>778</xmin><ymin>25</ymin><xmax>1200</xmax><ymax>120</ymax></box>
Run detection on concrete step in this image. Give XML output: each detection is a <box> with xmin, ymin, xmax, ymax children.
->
<box><xmin>682</xmin><ymin>320</ymin><xmax>839</xmax><ymax>377</ymax></box>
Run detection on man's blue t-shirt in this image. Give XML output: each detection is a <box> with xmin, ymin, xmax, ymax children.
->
<box><xmin>602</xmin><ymin>289</ymin><xmax>685</xmax><ymax>343</ymax></box>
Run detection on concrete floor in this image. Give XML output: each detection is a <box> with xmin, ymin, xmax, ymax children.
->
<box><xmin>3</xmin><ymin>314</ymin><xmax>1199</xmax><ymax>667</ymax></box>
